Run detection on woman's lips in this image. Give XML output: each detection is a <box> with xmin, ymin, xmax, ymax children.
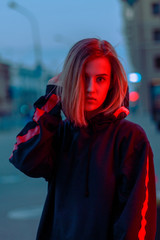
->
<box><xmin>86</xmin><ymin>97</ymin><xmax>96</xmax><ymax>101</ymax></box>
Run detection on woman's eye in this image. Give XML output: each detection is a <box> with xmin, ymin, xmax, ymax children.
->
<box><xmin>96</xmin><ymin>77</ymin><xmax>105</xmax><ymax>83</ymax></box>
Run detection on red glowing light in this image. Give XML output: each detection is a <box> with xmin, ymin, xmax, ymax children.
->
<box><xmin>129</xmin><ymin>91</ymin><xmax>139</xmax><ymax>102</ymax></box>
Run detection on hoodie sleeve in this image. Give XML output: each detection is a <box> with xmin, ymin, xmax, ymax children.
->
<box><xmin>113</xmin><ymin>128</ymin><xmax>157</xmax><ymax>240</ymax></box>
<box><xmin>9</xmin><ymin>85</ymin><xmax>62</xmax><ymax>181</ymax></box>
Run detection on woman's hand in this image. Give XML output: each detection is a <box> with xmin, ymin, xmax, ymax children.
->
<box><xmin>47</xmin><ymin>73</ymin><xmax>62</xmax><ymax>86</ymax></box>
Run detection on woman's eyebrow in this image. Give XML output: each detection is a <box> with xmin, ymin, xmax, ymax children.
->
<box><xmin>84</xmin><ymin>73</ymin><xmax>109</xmax><ymax>77</ymax></box>
<box><xmin>95</xmin><ymin>74</ymin><xmax>109</xmax><ymax>76</ymax></box>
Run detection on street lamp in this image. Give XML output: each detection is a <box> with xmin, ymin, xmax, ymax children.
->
<box><xmin>8</xmin><ymin>1</ymin><xmax>42</xmax><ymax>66</ymax></box>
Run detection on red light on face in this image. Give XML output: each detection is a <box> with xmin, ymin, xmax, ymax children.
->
<box><xmin>129</xmin><ymin>91</ymin><xmax>139</xmax><ymax>102</ymax></box>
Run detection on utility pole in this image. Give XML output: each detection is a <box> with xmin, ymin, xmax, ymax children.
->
<box><xmin>8</xmin><ymin>1</ymin><xmax>42</xmax><ymax>66</ymax></box>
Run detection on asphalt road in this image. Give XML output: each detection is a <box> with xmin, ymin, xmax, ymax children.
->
<box><xmin>0</xmin><ymin>128</ymin><xmax>47</xmax><ymax>240</ymax></box>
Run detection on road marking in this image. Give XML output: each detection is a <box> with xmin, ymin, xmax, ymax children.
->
<box><xmin>8</xmin><ymin>206</ymin><xmax>43</xmax><ymax>220</ymax></box>
<box><xmin>0</xmin><ymin>175</ymin><xmax>20</xmax><ymax>184</ymax></box>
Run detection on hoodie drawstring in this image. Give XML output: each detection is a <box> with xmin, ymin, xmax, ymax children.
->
<box><xmin>85</xmin><ymin>129</ymin><xmax>97</xmax><ymax>198</ymax></box>
<box><xmin>85</xmin><ymin>153</ymin><xmax>90</xmax><ymax>197</ymax></box>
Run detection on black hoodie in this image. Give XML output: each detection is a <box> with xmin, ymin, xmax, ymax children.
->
<box><xmin>9</xmin><ymin>85</ymin><xmax>157</xmax><ymax>240</ymax></box>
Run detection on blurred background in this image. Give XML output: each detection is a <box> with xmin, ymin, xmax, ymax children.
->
<box><xmin>0</xmin><ymin>0</ymin><xmax>160</xmax><ymax>239</ymax></box>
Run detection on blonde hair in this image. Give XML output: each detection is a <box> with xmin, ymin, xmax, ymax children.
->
<box><xmin>57</xmin><ymin>38</ymin><xmax>128</xmax><ymax>127</ymax></box>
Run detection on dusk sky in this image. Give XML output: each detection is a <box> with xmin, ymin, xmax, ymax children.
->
<box><xmin>0</xmin><ymin>0</ymin><xmax>132</xmax><ymax>73</ymax></box>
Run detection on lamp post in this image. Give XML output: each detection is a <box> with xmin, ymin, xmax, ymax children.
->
<box><xmin>8</xmin><ymin>1</ymin><xmax>42</xmax><ymax>66</ymax></box>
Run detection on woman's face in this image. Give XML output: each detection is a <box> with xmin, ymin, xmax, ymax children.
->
<box><xmin>84</xmin><ymin>57</ymin><xmax>111</xmax><ymax>113</ymax></box>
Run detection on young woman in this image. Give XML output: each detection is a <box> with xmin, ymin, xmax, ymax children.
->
<box><xmin>9</xmin><ymin>38</ymin><xmax>157</xmax><ymax>240</ymax></box>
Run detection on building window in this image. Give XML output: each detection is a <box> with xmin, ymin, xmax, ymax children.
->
<box><xmin>152</xmin><ymin>3</ymin><xmax>160</xmax><ymax>15</ymax></box>
<box><xmin>153</xmin><ymin>29</ymin><xmax>160</xmax><ymax>41</ymax></box>
<box><xmin>154</xmin><ymin>57</ymin><xmax>160</xmax><ymax>69</ymax></box>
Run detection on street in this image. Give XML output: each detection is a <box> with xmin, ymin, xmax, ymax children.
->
<box><xmin>0</xmin><ymin>128</ymin><xmax>47</xmax><ymax>240</ymax></box>
<box><xmin>0</xmin><ymin>111</ymin><xmax>160</xmax><ymax>239</ymax></box>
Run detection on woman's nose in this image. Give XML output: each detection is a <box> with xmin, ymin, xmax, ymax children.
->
<box><xmin>86</xmin><ymin>78</ymin><xmax>96</xmax><ymax>92</ymax></box>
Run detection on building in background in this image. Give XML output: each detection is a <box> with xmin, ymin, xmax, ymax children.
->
<box><xmin>121</xmin><ymin>0</ymin><xmax>160</xmax><ymax>126</ymax></box>
<box><xmin>0</xmin><ymin>61</ymin><xmax>54</xmax><ymax>130</ymax></box>
<box><xmin>0</xmin><ymin>62</ymin><xmax>12</xmax><ymax>116</ymax></box>
<box><xmin>10</xmin><ymin>64</ymin><xmax>44</xmax><ymax>118</ymax></box>
<box><xmin>10</xmin><ymin>63</ymin><xmax>54</xmax><ymax>120</ymax></box>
